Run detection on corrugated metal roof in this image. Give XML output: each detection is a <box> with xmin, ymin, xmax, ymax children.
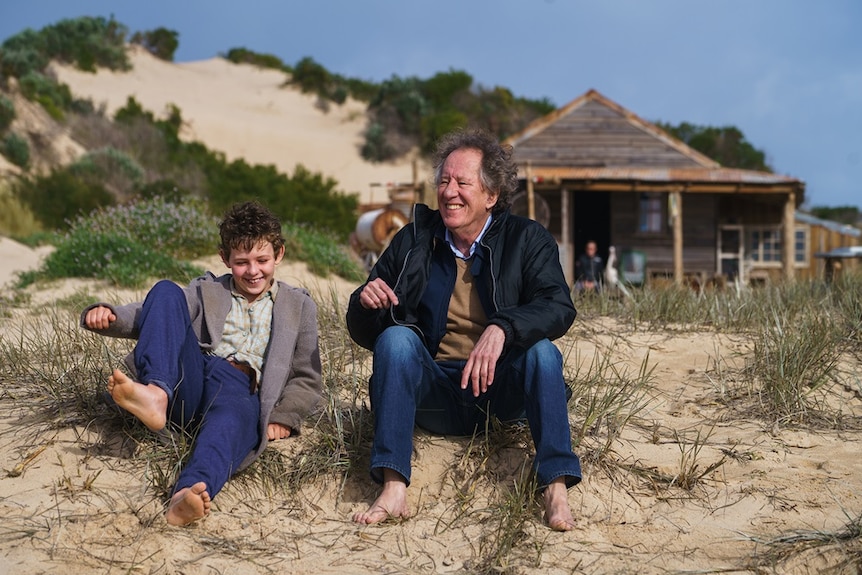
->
<box><xmin>796</xmin><ymin>211</ymin><xmax>862</xmax><ymax>237</ymax></box>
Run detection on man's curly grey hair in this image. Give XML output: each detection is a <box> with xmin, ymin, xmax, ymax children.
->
<box><xmin>432</xmin><ymin>128</ymin><xmax>519</xmax><ymax>214</ymax></box>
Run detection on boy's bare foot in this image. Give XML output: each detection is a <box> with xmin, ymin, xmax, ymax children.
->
<box><xmin>353</xmin><ymin>469</ymin><xmax>410</xmax><ymax>524</ymax></box>
<box><xmin>543</xmin><ymin>478</ymin><xmax>577</xmax><ymax>531</ymax></box>
<box><xmin>165</xmin><ymin>482</ymin><xmax>211</xmax><ymax>526</ymax></box>
<box><xmin>107</xmin><ymin>369</ymin><xmax>168</xmax><ymax>431</ymax></box>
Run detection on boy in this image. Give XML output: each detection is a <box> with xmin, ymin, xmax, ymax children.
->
<box><xmin>82</xmin><ymin>201</ymin><xmax>322</xmax><ymax>526</ymax></box>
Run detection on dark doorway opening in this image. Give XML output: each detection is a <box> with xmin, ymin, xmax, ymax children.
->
<box><xmin>573</xmin><ymin>191</ymin><xmax>611</xmax><ymax>266</ymax></box>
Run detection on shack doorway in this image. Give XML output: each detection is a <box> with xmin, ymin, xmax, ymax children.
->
<box><xmin>573</xmin><ymin>191</ymin><xmax>611</xmax><ymax>265</ymax></box>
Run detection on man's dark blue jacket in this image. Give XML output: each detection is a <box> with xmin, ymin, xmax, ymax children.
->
<box><xmin>346</xmin><ymin>204</ymin><xmax>577</xmax><ymax>356</ymax></box>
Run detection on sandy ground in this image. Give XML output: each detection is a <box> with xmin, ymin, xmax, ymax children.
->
<box><xmin>0</xmin><ymin>238</ymin><xmax>53</xmax><ymax>289</ymax></box>
<box><xmin>1</xmin><ymin>241</ymin><xmax>861</xmax><ymax>574</ymax></box>
<box><xmin>52</xmin><ymin>46</ymin><xmax>426</xmax><ymax>204</ymax></box>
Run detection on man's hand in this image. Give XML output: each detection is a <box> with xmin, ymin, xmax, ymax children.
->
<box><xmin>267</xmin><ymin>423</ymin><xmax>291</xmax><ymax>441</ymax></box>
<box><xmin>359</xmin><ymin>278</ymin><xmax>399</xmax><ymax>310</ymax></box>
<box><xmin>84</xmin><ymin>306</ymin><xmax>116</xmax><ymax>330</ymax></box>
<box><xmin>461</xmin><ymin>324</ymin><xmax>506</xmax><ymax>397</ymax></box>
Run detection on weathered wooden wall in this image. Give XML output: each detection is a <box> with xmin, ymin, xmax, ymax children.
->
<box><xmin>802</xmin><ymin>224</ymin><xmax>861</xmax><ymax>279</ymax></box>
<box><xmin>609</xmin><ymin>192</ymin><xmax>719</xmax><ymax>277</ymax></box>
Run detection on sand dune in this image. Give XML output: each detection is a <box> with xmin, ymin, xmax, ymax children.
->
<box><xmin>53</xmin><ymin>46</ymin><xmax>425</xmax><ymax>203</ymax></box>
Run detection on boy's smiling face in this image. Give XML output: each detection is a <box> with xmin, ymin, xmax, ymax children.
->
<box><xmin>220</xmin><ymin>240</ymin><xmax>284</xmax><ymax>302</ymax></box>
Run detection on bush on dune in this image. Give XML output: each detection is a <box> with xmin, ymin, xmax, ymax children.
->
<box><xmin>17</xmin><ymin>228</ymin><xmax>202</xmax><ymax>289</ymax></box>
<box><xmin>17</xmin><ymin>196</ymin><xmax>215</xmax><ymax>289</ymax></box>
<box><xmin>0</xmin><ymin>16</ymin><xmax>129</xmax><ymax>77</ymax></box>
<box><xmin>206</xmin><ymin>159</ymin><xmax>358</xmax><ymax>241</ymax></box>
<box><xmin>0</xmin><ymin>180</ymin><xmax>40</xmax><ymax>238</ymax></box>
<box><xmin>15</xmin><ymin>168</ymin><xmax>115</xmax><ymax>230</ymax></box>
<box><xmin>69</xmin><ymin>146</ymin><xmax>145</xmax><ymax>200</ymax></box>
<box><xmin>131</xmin><ymin>27</ymin><xmax>179</xmax><ymax>62</ymax></box>
<box><xmin>223</xmin><ymin>47</ymin><xmax>293</xmax><ymax>73</ymax></box>
<box><xmin>362</xmin><ymin>69</ymin><xmax>555</xmax><ymax>161</ymax></box>
<box><xmin>104</xmin><ymin>97</ymin><xmax>360</xmax><ymax>240</ymax></box>
<box><xmin>0</xmin><ymin>95</ymin><xmax>14</xmax><ymax>133</ymax></box>
<box><xmin>0</xmin><ymin>16</ymin><xmax>127</xmax><ymax>119</ymax></box>
<box><xmin>283</xmin><ymin>222</ymin><xmax>364</xmax><ymax>282</ymax></box>
<box><xmin>68</xmin><ymin>195</ymin><xmax>218</xmax><ymax>261</ymax></box>
<box><xmin>1</xmin><ymin>132</ymin><xmax>29</xmax><ymax>169</ymax></box>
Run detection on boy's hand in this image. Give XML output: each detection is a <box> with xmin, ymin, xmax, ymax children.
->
<box><xmin>267</xmin><ymin>423</ymin><xmax>291</xmax><ymax>441</ymax></box>
<box><xmin>85</xmin><ymin>306</ymin><xmax>116</xmax><ymax>330</ymax></box>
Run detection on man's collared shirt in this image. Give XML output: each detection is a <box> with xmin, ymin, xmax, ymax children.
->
<box><xmin>213</xmin><ymin>278</ymin><xmax>278</xmax><ymax>382</ymax></box>
<box><xmin>444</xmin><ymin>214</ymin><xmax>493</xmax><ymax>260</ymax></box>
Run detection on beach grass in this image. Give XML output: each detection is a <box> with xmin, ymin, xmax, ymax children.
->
<box><xmin>1</xmin><ymin>272</ymin><xmax>861</xmax><ymax>572</ymax></box>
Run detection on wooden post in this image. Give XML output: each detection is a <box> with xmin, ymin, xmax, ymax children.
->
<box><xmin>783</xmin><ymin>191</ymin><xmax>796</xmax><ymax>281</ymax></box>
<box><xmin>561</xmin><ymin>187</ymin><xmax>572</xmax><ymax>283</ymax></box>
<box><xmin>672</xmin><ymin>189</ymin><xmax>683</xmax><ymax>285</ymax></box>
<box><xmin>525</xmin><ymin>161</ymin><xmax>535</xmax><ymax>221</ymax></box>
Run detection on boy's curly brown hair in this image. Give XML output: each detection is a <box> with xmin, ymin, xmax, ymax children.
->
<box><xmin>218</xmin><ymin>201</ymin><xmax>285</xmax><ymax>258</ymax></box>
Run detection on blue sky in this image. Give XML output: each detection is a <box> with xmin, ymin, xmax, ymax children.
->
<box><xmin>1</xmin><ymin>1</ymin><xmax>860</xmax><ymax>208</ymax></box>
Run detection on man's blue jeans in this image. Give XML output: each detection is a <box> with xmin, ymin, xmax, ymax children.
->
<box><xmin>368</xmin><ymin>326</ymin><xmax>582</xmax><ymax>489</ymax></box>
<box><xmin>133</xmin><ymin>280</ymin><xmax>261</xmax><ymax>498</ymax></box>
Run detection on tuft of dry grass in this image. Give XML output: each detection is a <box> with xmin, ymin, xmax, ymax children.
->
<box><xmin>742</xmin><ymin>510</ymin><xmax>862</xmax><ymax>574</ymax></box>
<box><xmin>0</xmin><ymin>179</ymin><xmax>42</xmax><ymax>239</ymax></box>
<box><xmin>564</xmin><ymin>339</ymin><xmax>654</xmax><ymax>466</ymax></box>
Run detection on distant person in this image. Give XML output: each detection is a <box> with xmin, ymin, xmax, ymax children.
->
<box><xmin>574</xmin><ymin>241</ymin><xmax>604</xmax><ymax>294</ymax></box>
<box><xmin>346</xmin><ymin>128</ymin><xmax>582</xmax><ymax>531</ymax></box>
<box><xmin>81</xmin><ymin>201</ymin><xmax>322</xmax><ymax>526</ymax></box>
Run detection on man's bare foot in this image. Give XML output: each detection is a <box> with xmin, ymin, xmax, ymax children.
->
<box><xmin>543</xmin><ymin>478</ymin><xmax>576</xmax><ymax>531</ymax></box>
<box><xmin>165</xmin><ymin>482</ymin><xmax>211</xmax><ymax>526</ymax></box>
<box><xmin>107</xmin><ymin>369</ymin><xmax>168</xmax><ymax>431</ymax></box>
<box><xmin>353</xmin><ymin>469</ymin><xmax>410</xmax><ymax>524</ymax></box>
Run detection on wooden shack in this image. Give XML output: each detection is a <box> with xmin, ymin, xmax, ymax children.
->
<box><xmin>504</xmin><ymin>89</ymin><xmax>807</xmax><ymax>285</ymax></box>
<box><xmin>795</xmin><ymin>211</ymin><xmax>861</xmax><ymax>280</ymax></box>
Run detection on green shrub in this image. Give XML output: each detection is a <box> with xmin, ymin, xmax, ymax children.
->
<box><xmin>131</xmin><ymin>27</ymin><xmax>179</xmax><ymax>61</ymax></box>
<box><xmin>88</xmin><ymin>98</ymin><xmax>358</xmax><ymax>239</ymax></box>
<box><xmin>361</xmin><ymin>122</ymin><xmax>395</xmax><ymax>162</ymax></box>
<box><xmin>136</xmin><ymin>179</ymin><xmax>189</xmax><ymax>202</ymax></box>
<box><xmin>0</xmin><ymin>132</ymin><xmax>30</xmax><ymax>168</ymax></box>
<box><xmin>361</xmin><ymin>69</ymin><xmax>557</xmax><ymax>161</ymax></box>
<box><xmin>66</xmin><ymin>196</ymin><xmax>218</xmax><ymax>260</ymax></box>
<box><xmin>18</xmin><ymin>196</ymin><xmax>214</xmax><ymax>288</ymax></box>
<box><xmin>15</xmin><ymin>168</ymin><xmax>115</xmax><ymax>230</ymax></box>
<box><xmin>223</xmin><ymin>47</ymin><xmax>291</xmax><ymax>72</ymax></box>
<box><xmin>18</xmin><ymin>229</ymin><xmax>202</xmax><ymax>288</ymax></box>
<box><xmin>69</xmin><ymin>146</ymin><xmax>145</xmax><ymax>199</ymax></box>
<box><xmin>420</xmin><ymin>109</ymin><xmax>468</xmax><ymax>153</ymax></box>
<box><xmin>290</xmin><ymin>56</ymin><xmax>333</xmax><ymax>96</ymax></box>
<box><xmin>19</xmin><ymin>71</ymin><xmax>74</xmax><ymax>120</ymax></box>
<box><xmin>0</xmin><ymin>95</ymin><xmax>14</xmax><ymax>133</ymax></box>
<box><xmin>0</xmin><ymin>29</ymin><xmax>48</xmax><ymax>78</ymax></box>
<box><xmin>37</xmin><ymin>16</ymin><xmax>129</xmax><ymax>72</ymax></box>
<box><xmin>283</xmin><ymin>222</ymin><xmax>364</xmax><ymax>281</ymax></box>
<box><xmin>0</xmin><ymin>16</ymin><xmax>129</xmax><ymax>78</ymax></box>
<box><xmin>206</xmin><ymin>160</ymin><xmax>358</xmax><ymax>240</ymax></box>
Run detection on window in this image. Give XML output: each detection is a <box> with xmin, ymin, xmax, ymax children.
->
<box><xmin>638</xmin><ymin>192</ymin><xmax>664</xmax><ymax>233</ymax></box>
<box><xmin>794</xmin><ymin>229</ymin><xmax>806</xmax><ymax>263</ymax></box>
<box><xmin>747</xmin><ymin>226</ymin><xmax>808</xmax><ymax>266</ymax></box>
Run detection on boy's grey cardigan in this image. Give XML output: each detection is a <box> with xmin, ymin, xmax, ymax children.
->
<box><xmin>81</xmin><ymin>273</ymin><xmax>322</xmax><ymax>471</ymax></box>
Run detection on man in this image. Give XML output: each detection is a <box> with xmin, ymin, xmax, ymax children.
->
<box><xmin>574</xmin><ymin>240</ymin><xmax>604</xmax><ymax>294</ymax></box>
<box><xmin>82</xmin><ymin>201</ymin><xmax>322</xmax><ymax>525</ymax></box>
<box><xmin>346</xmin><ymin>128</ymin><xmax>581</xmax><ymax>531</ymax></box>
